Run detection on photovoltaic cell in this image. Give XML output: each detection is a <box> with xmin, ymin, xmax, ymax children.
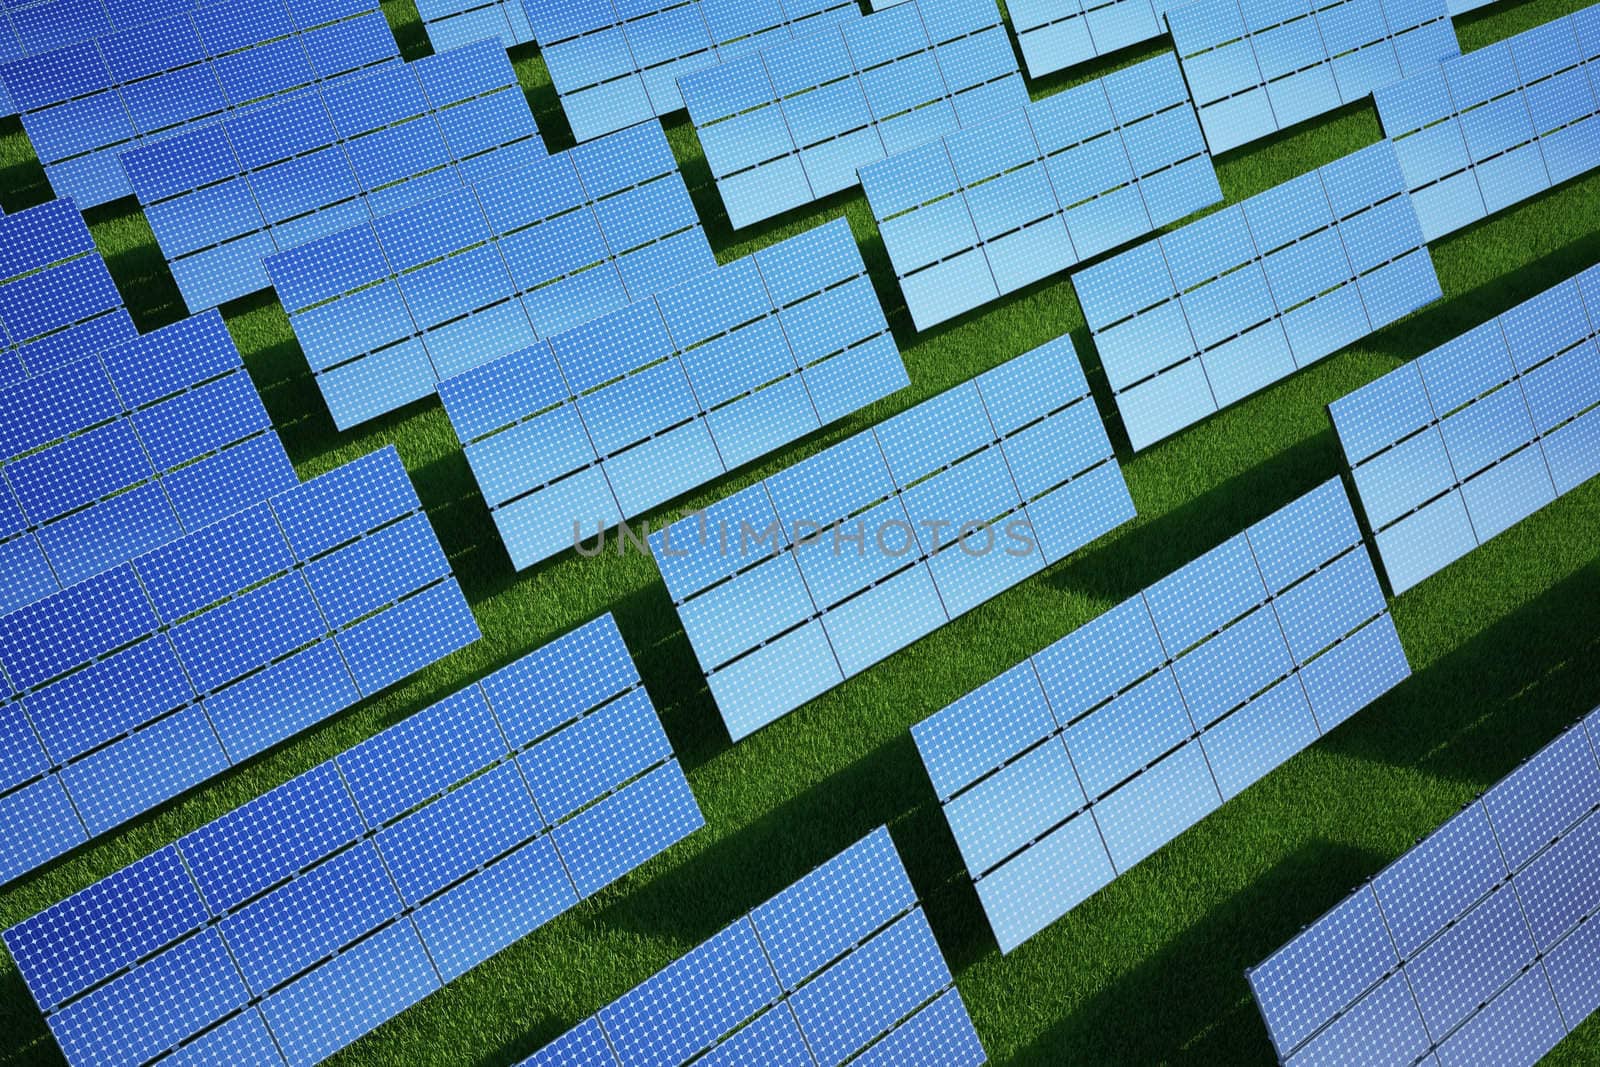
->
<box><xmin>1009</xmin><ymin>0</ymin><xmax>1169</xmax><ymax>78</ymax></box>
<box><xmin>1249</xmin><ymin>711</ymin><xmax>1600</xmax><ymax>1064</ymax></box>
<box><xmin>860</xmin><ymin>52</ymin><xmax>1222</xmax><ymax>332</ymax></box>
<box><xmin>2</xmin><ymin>613</ymin><xmax>699</xmax><ymax>1067</ymax></box>
<box><xmin>1075</xmin><ymin>139</ymin><xmax>1441</xmax><ymax>451</ymax></box>
<box><xmin>519</xmin><ymin>827</ymin><xmax>987</xmax><ymax>1067</ymax></box>
<box><xmin>444</xmin><ymin>217</ymin><xmax>907</xmax><ymax>572</ymax></box>
<box><xmin>270</xmin><ymin>121</ymin><xmax>712</xmax><ymax>430</ymax></box>
<box><xmin>1330</xmin><ymin>265</ymin><xmax>1600</xmax><ymax>593</ymax></box>
<box><xmin>417</xmin><ymin>0</ymin><xmax>534</xmax><ymax>52</ymax></box>
<box><xmin>0</xmin><ymin>445</ymin><xmax>480</xmax><ymax>887</ymax></box>
<box><xmin>1167</xmin><ymin>0</ymin><xmax>1458</xmax><ymax>155</ymax></box>
<box><xmin>650</xmin><ymin>334</ymin><xmax>1133</xmax><ymax>742</ymax></box>
<box><xmin>680</xmin><ymin>0</ymin><xmax>1027</xmax><ymax>229</ymax></box>
<box><xmin>0</xmin><ymin>0</ymin><xmax>402</xmax><ymax>208</ymax></box>
<box><xmin>0</xmin><ymin>310</ymin><xmax>296</xmax><ymax>616</ymax></box>
<box><xmin>913</xmin><ymin>479</ymin><xmax>1410</xmax><ymax>953</ymax></box>
<box><xmin>0</xmin><ymin>199</ymin><xmax>135</xmax><ymax>389</ymax></box>
<box><xmin>525</xmin><ymin>0</ymin><xmax>863</xmax><ymax>143</ymax></box>
<box><xmin>1374</xmin><ymin>7</ymin><xmax>1600</xmax><ymax>242</ymax></box>
<box><xmin>123</xmin><ymin>40</ymin><xmax>543</xmax><ymax>314</ymax></box>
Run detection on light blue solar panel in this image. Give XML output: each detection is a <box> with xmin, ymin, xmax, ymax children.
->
<box><xmin>1482</xmin><ymin>724</ymin><xmax>1600</xmax><ymax>873</ymax></box>
<box><xmin>861</xmin><ymin>52</ymin><xmax>1220</xmax><ymax>332</ymax></box>
<box><xmin>0</xmin><ymin>0</ymin><xmax>400</xmax><ymax>209</ymax></box>
<box><xmin>912</xmin><ymin>660</ymin><xmax>1057</xmax><ymax>801</ymax></box>
<box><xmin>1404</xmin><ymin>883</ymin><xmax>1537</xmax><ymax>1037</ymax></box>
<box><xmin>1433</xmin><ymin>964</ymin><xmax>1567</xmax><ymax>1067</ymax></box>
<box><xmin>1009</xmin><ymin>0</ymin><xmax>1161</xmax><ymax>78</ymax></box>
<box><xmin>1283</xmin><ymin>970</ymin><xmax>1430</xmax><ymax>1066</ymax></box>
<box><xmin>417</xmin><ymin>0</ymin><xmax>535</xmax><ymax>51</ymax></box>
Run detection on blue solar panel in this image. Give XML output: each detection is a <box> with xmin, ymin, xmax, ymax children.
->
<box><xmin>1077</xmin><ymin>140</ymin><xmax>1440</xmax><ymax>450</ymax></box>
<box><xmin>0</xmin><ymin>446</ymin><xmax>479</xmax><ymax>886</ymax></box>
<box><xmin>124</xmin><ymin>40</ymin><xmax>542</xmax><ymax>314</ymax></box>
<box><xmin>1008</xmin><ymin>0</ymin><xmax>1165</xmax><ymax>78</ymax></box>
<box><xmin>443</xmin><ymin>217</ymin><xmax>905</xmax><ymax>573</ymax></box>
<box><xmin>1330</xmin><ymin>265</ymin><xmax>1600</xmax><ymax>593</ymax></box>
<box><xmin>2</xmin><ymin>612</ymin><xmax>697</xmax><ymax>1067</ymax></box>
<box><xmin>913</xmin><ymin>479</ymin><xmax>1408</xmax><ymax>953</ymax></box>
<box><xmin>651</xmin><ymin>334</ymin><xmax>1130</xmax><ymax>741</ymax></box>
<box><xmin>0</xmin><ymin>0</ymin><xmax>198</xmax><ymax>119</ymax></box>
<box><xmin>861</xmin><ymin>52</ymin><xmax>1221</xmax><ymax>332</ymax></box>
<box><xmin>527</xmin><ymin>0</ymin><xmax>862</xmax><ymax>142</ymax></box>
<box><xmin>681</xmin><ymin>0</ymin><xmax>1026</xmax><ymax>229</ymax></box>
<box><xmin>521</xmin><ymin>827</ymin><xmax>985</xmax><ymax>1067</ymax></box>
<box><xmin>0</xmin><ymin>0</ymin><xmax>401</xmax><ymax>208</ymax></box>
<box><xmin>1250</xmin><ymin>713</ymin><xmax>1600</xmax><ymax>1064</ymax></box>
<box><xmin>1375</xmin><ymin>9</ymin><xmax>1600</xmax><ymax>242</ymax></box>
<box><xmin>1169</xmin><ymin>0</ymin><xmax>1458</xmax><ymax>155</ymax></box>
<box><xmin>417</xmin><ymin>0</ymin><xmax>534</xmax><ymax>51</ymax></box>
<box><xmin>0</xmin><ymin>310</ymin><xmax>295</xmax><ymax>615</ymax></box>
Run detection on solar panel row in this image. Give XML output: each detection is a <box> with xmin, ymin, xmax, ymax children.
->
<box><xmin>1375</xmin><ymin>6</ymin><xmax>1600</xmax><ymax>242</ymax></box>
<box><xmin>442</xmin><ymin>217</ymin><xmax>907</xmax><ymax>572</ymax></box>
<box><xmin>0</xmin><ymin>0</ymin><xmax>401</xmax><ymax>209</ymax></box>
<box><xmin>1330</xmin><ymin>266</ymin><xmax>1600</xmax><ymax>594</ymax></box>
<box><xmin>0</xmin><ymin>198</ymin><xmax>135</xmax><ymax>389</ymax></box>
<box><xmin>1010</xmin><ymin>0</ymin><xmax>1169</xmax><ymax>78</ymax></box>
<box><xmin>1167</xmin><ymin>0</ymin><xmax>1458</xmax><ymax>154</ymax></box>
<box><xmin>417</xmin><ymin>0</ymin><xmax>534</xmax><ymax>53</ymax></box>
<box><xmin>521</xmin><ymin>827</ymin><xmax>986</xmax><ymax>1067</ymax></box>
<box><xmin>123</xmin><ymin>39</ymin><xmax>543</xmax><ymax>315</ymax></box>
<box><xmin>268</xmin><ymin>121</ymin><xmax>711</xmax><ymax>431</ymax></box>
<box><xmin>1249</xmin><ymin>709</ymin><xmax>1600</xmax><ymax>1065</ymax></box>
<box><xmin>679</xmin><ymin>0</ymin><xmax>1027</xmax><ymax>230</ymax></box>
<box><xmin>860</xmin><ymin>52</ymin><xmax>1221</xmax><ymax>332</ymax></box>
<box><xmin>2</xmin><ymin>613</ymin><xmax>701</xmax><ymax>1067</ymax></box>
<box><xmin>649</xmin><ymin>335</ymin><xmax>1133</xmax><ymax>741</ymax></box>
<box><xmin>526</xmin><ymin>0</ymin><xmax>862</xmax><ymax>143</ymax></box>
<box><xmin>913</xmin><ymin>479</ymin><xmax>1411</xmax><ymax>953</ymax></box>
<box><xmin>0</xmin><ymin>0</ymin><xmax>195</xmax><ymax>117</ymax></box>
<box><xmin>0</xmin><ymin>446</ymin><xmax>480</xmax><ymax>886</ymax></box>
<box><xmin>1075</xmin><ymin>140</ymin><xmax>1441</xmax><ymax>451</ymax></box>
<box><xmin>0</xmin><ymin>309</ymin><xmax>297</xmax><ymax>617</ymax></box>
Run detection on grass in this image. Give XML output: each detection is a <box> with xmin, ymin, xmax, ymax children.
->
<box><xmin>1</xmin><ymin>0</ymin><xmax>1599</xmax><ymax>1062</ymax></box>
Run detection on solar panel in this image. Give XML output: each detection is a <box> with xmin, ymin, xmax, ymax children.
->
<box><xmin>651</xmin><ymin>334</ymin><xmax>1132</xmax><ymax>742</ymax></box>
<box><xmin>1167</xmin><ymin>0</ymin><xmax>1458</xmax><ymax>155</ymax></box>
<box><xmin>417</xmin><ymin>0</ymin><xmax>534</xmax><ymax>52</ymax></box>
<box><xmin>0</xmin><ymin>309</ymin><xmax>296</xmax><ymax>616</ymax></box>
<box><xmin>443</xmin><ymin>217</ymin><xmax>907</xmax><ymax>572</ymax></box>
<box><xmin>861</xmin><ymin>52</ymin><xmax>1222</xmax><ymax>332</ymax></box>
<box><xmin>0</xmin><ymin>446</ymin><xmax>480</xmax><ymax>887</ymax></box>
<box><xmin>519</xmin><ymin>827</ymin><xmax>987</xmax><ymax>1067</ymax></box>
<box><xmin>0</xmin><ymin>0</ymin><xmax>196</xmax><ymax>118</ymax></box>
<box><xmin>0</xmin><ymin>0</ymin><xmax>401</xmax><ymax>209</ymax></box>
<box><xmin>913</xmin><ymin>479</ymin><xmax>1410</xmax><ymax>953</ymax></box>
<box><xmin>1009</xmin><ymin>0</ymin><xmax>1168</xmax><ymax>78</ymax></box>
<box><xmin>1076</xmin><ymin>139</ymin><xmax>1441</xmax><ymax>451</ymax></box>
<box><xmin>269</xmin><ymin>121</ymin><xmax>710</xmax><ymax>431</ymax></box>
<box><xmin>0</xmin><ymin>199</ymin><xmax>136</xmax><ymax>388</ymax></box>
<box><xmin>2</xmin><ymin>613</ymin><xmax>698</xmax><ymax>1067</ymax></box>
<box><xmin>525</xmin><ymin>0</ymin><xmax>863</xmax><ymax>143</ymax></box>
<box><xmin>1248</xmin><ymin>711</ymin><xmax>1600</xmax><ymax>1064</ymax></box>
<box><xmin>122</xmin><ymin>40</ymin><xmax>543</xmax><ymax>314</ymax></box>
<box><xmin>680</xmin><ymin>0</ymin><xmax>1027</xmax><ymax>230</ymax></box>
<box><xmin>1374</xmin><ymin>8</ymin><xmax>1600</xmax><ymax>242</ymax></box>
<box><xmin>1330</xmin><ymin>265</ymin><xmax>1600</xmax><ymax>593</ymax></box>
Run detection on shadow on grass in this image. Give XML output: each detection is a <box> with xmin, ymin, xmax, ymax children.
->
<box><xmin>0</xmin><ymin>964</ymin><xmax>55</xmax><ymax>1067</ymax></box>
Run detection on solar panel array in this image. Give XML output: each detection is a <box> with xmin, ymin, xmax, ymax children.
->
<box><xmin>526</xmin><ymin>0</ymin><xmax>863</xmax><ymax>144</ymax></box>
<box><xmin>1167</xmin><ymin>0</ymin><xmax>1458</xmax><ymax>155</ymax></box>
<box><xmin>679</xmin><ymin>0</ymin><xmax>1028</xmax><ymax>230</ymax></box>
<box><xmin>913</xmin><ymin>479</ymin><xmax>1411</xmax><ymax>954</ymax></box>
<box><xmin>1075</xmin><ymin>140</ymin><xmax>1441</xmax><ymax>451</ymax></box>
<box><xmin>0</xmin><ymin>0</ymin><xmax>401</xmax><ymax>209</ymax></box>
<box><xmin>0</xmin><ymin>446</ymin><xmax>480</xmax><ymax>886</ymax></box>
<box><xmin>1330</xmin><ymin>267</ymin><xmax>1600</xmax><ymax>595</ymax></box>
<box><xmin>122</xmin><ymin>40</ymin><xmax>543</xmax><ymax>315</ymax></box>
<box><xmin>1374</xmin><ymin>6</ymin><xmax>1600</xmax><ymax>243</ymax></box>
<box><xmin>442</xmin><ymin>217</ymin><xmax>907</xmax><ymax>572</ymax></box>
<box><xmin>2</xmin><ymin>613</ymin><xmax>701</xmax><ymax>1067</ymax></box>
<box><xmin>268</xmin><ymin>121</ymin><xmax>712</xmax><ymax>431</ymax></box>
<box><xmin>0</xmin><ymin>0</ymin><xmax>199</xmax><ymax>118</ymax></box>
<box><xmin>521</xmin><ymin>827</ymin><xmax>986</xmax><ymax>1067</ymax></box>
<box><xmin>1009</xmin><ymin>0</ymin><xmax>1167</xmax><ymax>78</ymax></box>
<box><xmin>417</xmin><ymin>0</ymin><xmax>534</xmax><ymax>52</ymax></box>
<box><xmin>1249</xmin><ymin>709</ymin><xmax>1600</xmax><ymax>1065</ymax></box>
<box><xmin>649</xmin><ymin>335</ymin><xmax>1133</xmax><ymax>742</ymax></box>
<box><xmin>0</xmin><ymin>310</ymin><xmax>296</xmax><ymax>617</ymax></box>
<box><xmin>860</xmin><ymin>53</ymin><xmax>1222</xmax><ymax>332</ymax></box>
<box><xmin>0</xmin><ymin>199</ymin><xmax>135</xmax><ymax>389</ymax></box>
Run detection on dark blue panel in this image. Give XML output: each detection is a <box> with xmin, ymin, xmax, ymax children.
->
<box><xmin>519</xmin><ymin>688</ymin><xmax>670</xmax><ymax>824</ymax></box>
<box><xmin>1405</xmin><ymin>883</ymin><xmax>1536</xmax><ymax>1037</ymax></box>
<box><xmin>1483</xmin><ymin>724</ymin><xmax>1600</xmax><ymax>872</ymax></box>
<box><xmin>483</xmin><ymin>614</ymin><xmax>640</xmax><ymax>749</ymax></box>
<box><xmin>850</xmin><ymin>987</ymin><xmax>987</xmax><ymax>1067</ymax></box>
<box><xmin>1372</xmin><ymin>803</ymin><xmax>1506</xmax><ymax>957</ymax></box>
<box><xmin>550</xmin><ymin>760</ymin><xmax>703</xmax><ymax>897</ymax></box>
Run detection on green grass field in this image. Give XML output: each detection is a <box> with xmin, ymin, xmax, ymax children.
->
<box><xmin>2</xmin><ymin>0</ymin><xmax>1599</xmax><ymax>1062</ymax></box>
